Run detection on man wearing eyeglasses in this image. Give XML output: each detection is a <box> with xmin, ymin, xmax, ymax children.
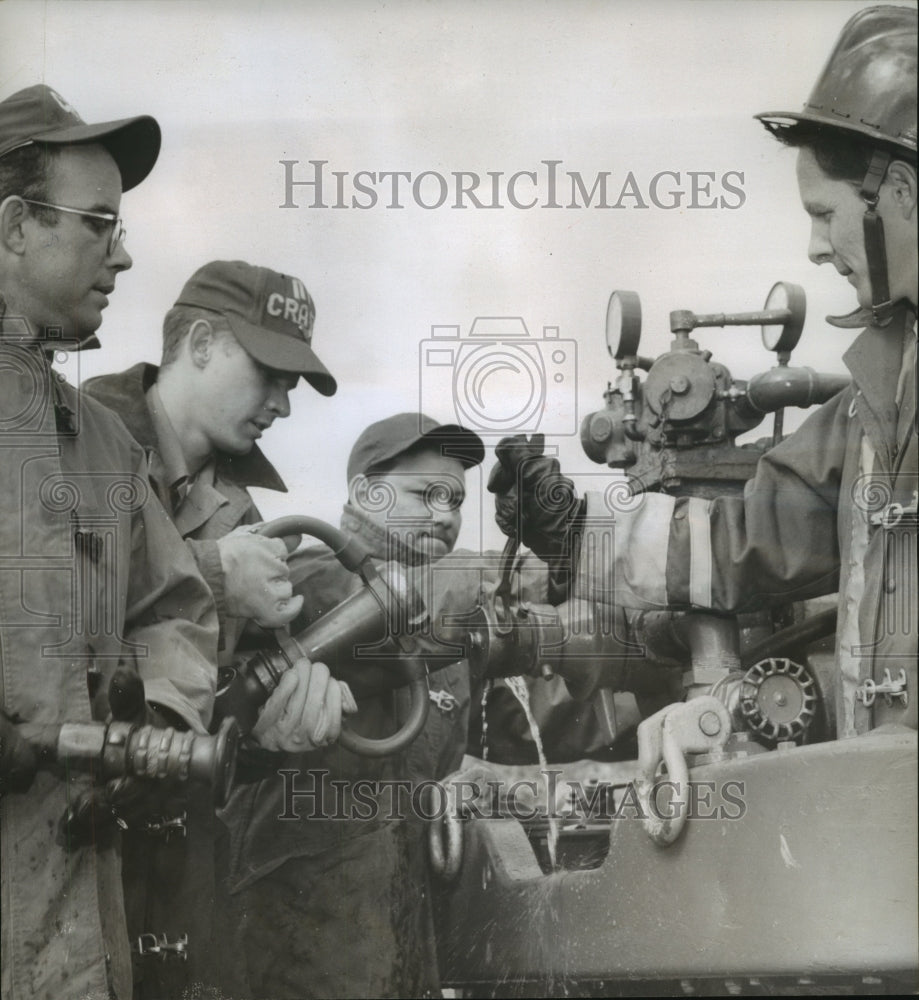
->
<box><xmin>0</xmin><ymin>84</ymin><xmax>225</xmax><ymax>1000</ymax></box>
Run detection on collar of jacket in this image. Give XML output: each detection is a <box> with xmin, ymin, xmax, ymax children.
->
<box><xmin>843</xmin><ymin>303</ymin><xmax>917</xmax><ymax>468</ymax></box>
<box><xmin>0</xmin><ymin>322</ymin><xmax>78</xmax><ymax>432</ymax></box>
<box><xmin>339</xmin><ymin>502</ymin><xmax>432</xmax><ymax>566</ymax></box>
<box><xmin>84</xmin><ymin>362</ymin><xmax>288</xmax><ymax>492</ymax></box>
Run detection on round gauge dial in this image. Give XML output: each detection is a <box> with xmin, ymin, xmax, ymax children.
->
<box><xmin>761</xmin><ymin>281</ymin><xmax>806</xmax><ymax>354</ymax></box>
<box><xmin>606</xmin><ymin>290</ymin><xmax>642</xmax><ymax>360</ymax></box>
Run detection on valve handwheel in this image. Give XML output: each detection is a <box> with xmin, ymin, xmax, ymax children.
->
<box><xmin>739</xmin><ymin>657</ymin><xmax>817</xmax><ymax>744</ymax></box>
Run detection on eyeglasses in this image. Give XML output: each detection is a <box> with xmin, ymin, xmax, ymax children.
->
<box><xmin>20</xmin><ymin>198</ymin><xmax>126</xmax><ymax>255</ymax></box>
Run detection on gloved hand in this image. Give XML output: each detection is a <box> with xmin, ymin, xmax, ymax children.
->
<box><xmin>252</xmin><ymin>657</ymin><xmax>358</xmax><ymax>753</ymax></box>
<box><xmin>60</xmin><ymin>670</ymin><xmax>187</xmax><ymax>849</ymax></box>
<box><xmin>107</xmin><ymin>665</ymin><xmax>147</xmax><ymax>723</ymax></box>
<box><xmin>59</xmin><ymin>772</ymin><xmax>188</xmax><ymax>848</ymax></box>
<box><xmin>108</xmin><ymin>665</ymin><xmax>182</xmax><ymax>730</ymax></box>
<box><xmin>218</xmin><ymin>525</ymin><xmax>305</xmax><ymax>628</ymax></box>
<box><xmin>0</xmin><ymin>712</ymin><xmax>38</xmax><ymax>795</ymax></box>
<box><xmin>487</xmin><ymin>434</ymin><xmax>580</xmax><ymax>561</ymax></box>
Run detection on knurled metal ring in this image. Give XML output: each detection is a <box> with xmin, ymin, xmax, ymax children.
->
<box><xmin>176</xmin><ymin>731</ymin><xmax>194</xmax><ymax>783</ymax></box>
<box><xmin>130</xmin><ymin>725</ymin><xmax>151</xmax><ymax>778</ymax></box>
<box><xmin>739</xmin><ymin>657</ymin><xmax>817</xmax><ymax>744</ymax></box>
<box><xmin>151</xmin><ymin>727</ymin><xmax>175</xmax><ymax>780</ymax></box>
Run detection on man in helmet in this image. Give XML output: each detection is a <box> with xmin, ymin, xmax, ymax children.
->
<box><xmin>489</xmin><ymin>5</ymin><xmax>917</xmax><ymax>738</ymax></box>
<box><xmin>758</xmin><ymin>5</ymin><xmax>917</xmax><ymax>332</ymax></box>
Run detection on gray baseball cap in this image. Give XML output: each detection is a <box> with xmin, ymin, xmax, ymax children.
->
<box><xmin>174</xmin><ymin>260</ymin><xmax>337</xmax><ymax>396</ymax></box>
<box><xmin>0</xmin><ymin>84</ymin><xmax>161</xmax><ymax>191</ymax></box>
<box><xmin>347</xmin><ymin>412</ymin><xmax>485</xmax><ymax>483</ymax></box>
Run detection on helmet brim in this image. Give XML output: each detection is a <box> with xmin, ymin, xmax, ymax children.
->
<box><xmin>755</xmin><ymin>109</ymin><xmax>917</xmax><ymax>156</ymax></box>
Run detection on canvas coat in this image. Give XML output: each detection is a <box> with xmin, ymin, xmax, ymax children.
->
<box><xmin>82</xmin><ymin>361</ymin><xmax>289</xmax><ymax>999</ymax></box>
<box><xmin>84</xmin><ymin>362</ymin><xmax>289</xmax><ymax>665</ymax></box>
<box><xmin>0</xmin><ymin>350</ymin><xmax>218</xmax><ymax>1000</ymax></box>
<box><xmin>576</xmin><ymin>306</ymin><xmax>917</xmax><ymax>737</ymax></box>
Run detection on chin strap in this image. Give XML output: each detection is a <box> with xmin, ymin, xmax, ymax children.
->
<box><xmin>75</xmin><ymin>332</ymin><xmax>101</xmax><ymax>351</ymax></box>
<box><xmin>825</xmin><ymin>305</ymin><xmax>874</xmax><ymax>329</ymax></box>
<box><xmin>860</xmin><ymin>149</ymin><xmax>894</xmax><ymax>328</ymax></box>
<box><xmin>826</xmin><ymin>150</ymin><xmax>895</xmax><ymax>329</ymax></box>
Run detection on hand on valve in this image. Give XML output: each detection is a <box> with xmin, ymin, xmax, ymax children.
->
<box><xmin>252</xmin><ymin>658</ymin><xmax>358</xmax><ymax>753</ymax></box>
<box><xmin>487</xmin><ymin>433</ymin><xmax>581</xmax><ymax>562</ymax></box>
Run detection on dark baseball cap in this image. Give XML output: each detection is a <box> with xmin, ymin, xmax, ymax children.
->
<box><xmin>347</xmin><ymin>412</ymin><xmax>485</xmax><ymax>484</ymax></box>
<box><xmin>174</xmin><ymin>260</ymin><xmax>337</xmax><ymax>396</ymax></box>
<box><xmin>0</xmin><ymin>84</ymin><xmax>161</xmax><ymax>192</ymax></box>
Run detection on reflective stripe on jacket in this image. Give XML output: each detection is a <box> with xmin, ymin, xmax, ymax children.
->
<box><xmin>576</xmin><ymin>308</ymin><xmax>917</xmax><ymax>738</ymax></box>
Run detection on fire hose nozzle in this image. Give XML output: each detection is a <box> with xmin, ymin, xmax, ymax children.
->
<box><xmin>2</xmin><ymin>716</ymin><xmax>239</xmax><ymax>807</ymax></box>
<box><xmin>214</xmin><ymin>515</ymin><xmax>434</xmax><ymax>758</ymax></box>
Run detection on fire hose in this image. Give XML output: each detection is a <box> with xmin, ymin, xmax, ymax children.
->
<box><xmin>214</xmin><ymin>516</ymin><xmax>432</xmax><ymax>757</ymax></box>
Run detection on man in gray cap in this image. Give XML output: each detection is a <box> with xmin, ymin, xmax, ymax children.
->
<box><xmin>86</xmin><ymin>259</ymin><xmax>338</xmax><ymax>660</ymax></box>
<box><xmin>0</xmin><ymin>84</ymin><xmax>219</xmax><ymax>1000</ymax></box>
<box><xmin>83</xmin><ymin>259</ymin><xmax>350</xmax><ymax>998</ymax></box>
<box><xmin>224</xmin><ymin>412</ymin><xmax>487</xmax><ymax>998</ymax></box>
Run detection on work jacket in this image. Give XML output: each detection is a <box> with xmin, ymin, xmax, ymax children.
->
<box><xmin>84</xmin><ymin>363</ymin><xmax>289</xmax><ymax>663</ymax></box>
<box><xmin>0</xmin><ymin>348</ymin><xmax>218</xmax><ymax>1000</ymax></box>
<box><xmin>577</xmin><ymin>307</ymin><xmax>917</xmax><ymax>737</ymax></box>
<box><xmin>82</xmin><ymin>362</ymin><xmax>287</xmax><ymax>998</ymax></box>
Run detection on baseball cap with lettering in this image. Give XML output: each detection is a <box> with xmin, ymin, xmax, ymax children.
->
<box><xmin>174</xmin><ymin>260</ymin><xmax>337</xmax><ymax>396</ymax></box>
<box><xmin>0</xmin><ymin>84</ymin><xmax>160</xmax><ymax>191</ymax></box>
<box><xmin>347</xmin><ymin>412</ymin><xmax>485</xmax><ymax>484</ymax></box>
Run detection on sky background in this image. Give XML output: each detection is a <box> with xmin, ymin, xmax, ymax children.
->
<box><xmin>1</xmin><ymin>0</ymin><xmax>891</xmax><ymax>552</ymax></box>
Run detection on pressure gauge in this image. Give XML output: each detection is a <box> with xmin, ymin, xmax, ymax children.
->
<box><xmin>761</xmin><ymin>281</ymin><xmax>806</xmax><ymax>355</ymax></box>
<box><xmin>606</xmin><ymin>290</ymin><xmax>642</xmax><ymax>360</ymax></box>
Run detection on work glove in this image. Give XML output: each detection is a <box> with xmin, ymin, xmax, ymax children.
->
<box><xmin>487</xmin><ymin>434</ymin><xmax>580</xmax><ymax>562</ymax></box>
<box><xmin>0</xmin><ymin>711</ymin><xmax>39</xmax><ymax>795</ymax></box>
<box><xmin>218</xmin><ymin>524</ymin><xmax>305</xmax><ymax>628</ymax></box>
<box><xmin>59</xmin><ymin>669</ymin><xmax>188</xmax><ymax>849</ymax></box>
<box><xmin>251</xmin><ymin>657</ymin><xmax>358</xmax><ymax>753</ymax></box>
